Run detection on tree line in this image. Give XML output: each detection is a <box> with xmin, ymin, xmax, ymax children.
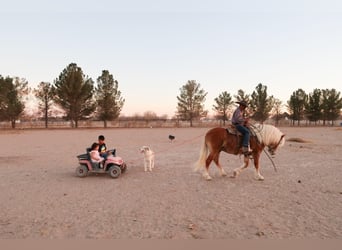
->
<box><xmin>1</xmin><ymin>63</ymin><xmax>124</xmax><ymax>128</ymax></box>
<box><xmin>177</xmin><ymin>81</ymin><xmax>342</xmax><ymax>127</ymax></box>
<box><xmin>1</xmin><ymin>63</ymin><xmax>341</xmax><ymax>128</ymax></box>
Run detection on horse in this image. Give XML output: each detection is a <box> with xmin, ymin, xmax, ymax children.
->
<box><xmin>194</xmin><ymin>124</ymin><xmax>285</xmax><ymax>181</ymax></box>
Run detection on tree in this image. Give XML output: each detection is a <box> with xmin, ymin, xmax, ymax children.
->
<box><xmin>34</xmin><ymin>82</ymin><xmax>55</xmax><ymax>128</ymax></box>
<box><xmin>234</xmin><ymin>89</ymin><xmax>250</xmax><ymax>103</ymax></box>
<box><xmin>321</xmin><ymin>88</ymin><xmax>342</xmax><ymax>126</ymax></box>
<box><xmin>95</xmin><ymin>70</ymin><xmax>125</xmax><ymax>128</ymax></box>
<box><xmin>53</xmin><ymin>63</ymin><xmax>96</xmax><ymax>128</ymax></box>
<box><xmin>213</xmin><ymin>91</ymin><xmax>233</xmax><ymax>125</ymax></box>
<box><xmin>143</xmin><ymin>111</ymin><xmax>158</xmax><ymax>125</ymax></box>
<box><xmin>287</xmin><ymin>89</ymin><xmax>307</xmax><ymax>126</ymax></box>
<box><xmin>176</xmin><ymin>80</ymin><xmax>207</xmax><ymax>127</ymax></box>
<box><xmin>250</xmin><ymin>83</ymin><xmax>274</xmax><ymax>123</ymax></box>
<box><xmin>305</xmin><ymin>88</ymin><xmax>322</xmax><ymax>125</ymax></box>
<box><xmin>143</xmin><ymin>111</ymin><xmax>157</xmax><ymax>120</ymax></box>
<box><xmin>0</xmin><ymin>76</ymin><xmax>28</xmax><ymax>128</ymax></box>
<box><xmin>271</xmin><ymin>98</ymin><xmax>283</xmax><ymax>126</ymax></box>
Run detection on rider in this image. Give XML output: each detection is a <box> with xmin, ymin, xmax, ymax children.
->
<box><xmin>90</xmin><ymin>142</ymin><xmax>105</xmax><ymax>168</ymax></box>
<box><xmin>231</xmin><ymin>100</ymin><xmax>252</xmax><ymax>156</ymax></box>
<box><xmin>98</xmin><ymin>135</ymin><xmax>109</xmax><ymax>160</ymax></box>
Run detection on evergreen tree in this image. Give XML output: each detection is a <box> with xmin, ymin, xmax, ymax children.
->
<box><xmin>213</xmin><ymin>91</ymin><xmax>233</xmax><ymax>125</ymax></box>
<box><xmin>305</xmin><ymin>88</ymin><xmax>322</xmax><ymax>125</ymax></box>
<box><xmin>176</xmin><ymin>80</ymin><xmax>207</xmax><ymax>127</ymax></box>
<box><xmin>234</xmin><ymin>89</ymin><xmax>250</xmax><ymax>103</ymax></box>
<box><xmin>53</xmin><ymin>63</ymin><xmax>96</xmax><ymax>128</ymax></box>
<box><xmin>287</xmin><ymin>89</ymin><xmax>307</xmax><ymax>126</ymax></box>
<box><xmin>0</xmin><ymin>76</ymin><xmax>27</xmax><ymax>128</ymax></box>
<box><xmin>95</xmin><ymin>70</ymin><xmax>125</xmax><ymax>128</ymax></box>
<box><xmin>321</xmin><ymin>88</ymin><xmax>342</xmax><ymax>125</ymax></box>
<box><xmin>271</xmin><ymin>98</ymin><xmax>283</xmax><ymax>126</ymax></box>
<box><xmin>250</xmin><ymin>83</ymin><xmax>274</xmax><ymax>123</ymax></box>
<box><xmin>34</xmin><ymin>82</ymin><xmax>55</xmax><ymax>128</ymax></box>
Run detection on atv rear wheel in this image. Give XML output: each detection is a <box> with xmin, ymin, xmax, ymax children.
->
<box><xmin>76</xmin><ymin>165</ymin><xmax>88</xmax><ymax>177</ymax></box>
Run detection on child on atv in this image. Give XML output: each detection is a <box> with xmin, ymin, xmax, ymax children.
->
<box><xmin>98</xmin><ymin>135</ymin><xmax>116</xmax><ymax>159</ymax></box>
<box><xmin>90</xmin><ymin>142</ymin><xmax>105</xmax><ymax>168</ymax></box>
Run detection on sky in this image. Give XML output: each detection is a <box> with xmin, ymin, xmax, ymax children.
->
<box><xmin>1</xmin><ymin>0</ymin><xmax>342</xmax><ymax>117</ymax></box>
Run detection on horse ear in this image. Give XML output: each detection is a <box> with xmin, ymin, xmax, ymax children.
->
<box><xmin>280</xmin><ymin>134</ymin><xmax>285</xmax><ymax>142</ymax></box>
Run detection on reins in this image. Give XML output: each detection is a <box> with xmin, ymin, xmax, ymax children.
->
<box><xmin>262</xmin><ymin>148</ymin><xmax>278</xmax><ymax>172</ymax></box>
<box><xmin>126</xmin><ymin>133</ymin><xmax>205</xmax><ymax>165</ymax></box>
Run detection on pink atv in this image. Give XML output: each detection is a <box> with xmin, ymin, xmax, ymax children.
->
<box><xmin>76</xmin><ymin>148</ymin><xmax>127</xmax><ymax>178</ymax></box>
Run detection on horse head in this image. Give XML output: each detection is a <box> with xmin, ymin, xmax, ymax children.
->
<box><xmin>252</xmin><ymin>124</ymin><xmax>285</xmax><ymax>156</ymax></box>
<box><xmin>267</xmin><ymin>134</ymin><xmax>285</xmax><ymax>155</ymax></box>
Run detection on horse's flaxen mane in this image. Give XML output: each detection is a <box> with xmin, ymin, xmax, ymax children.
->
<box><xmin>252</xmin><ymin>124</ymin><xmax>285</xmax><ymax>147</ymax></box>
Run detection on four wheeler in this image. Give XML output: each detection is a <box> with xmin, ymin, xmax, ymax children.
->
<box><xmin>76</xmin><ymin>148</ymin><xmax>127</xmax><ymax>178</ymax></box>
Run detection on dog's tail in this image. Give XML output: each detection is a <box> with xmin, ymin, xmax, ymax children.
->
<box><xmin>193</xmin><ymin>139</ymin><xmax>208</xmax><ymax>172</ymax></box>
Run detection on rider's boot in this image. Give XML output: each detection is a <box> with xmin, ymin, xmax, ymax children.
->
<box><xmin>242</xmin><ymin>146</ymin><xmax>252</xmax><ymax>156</ymax></box>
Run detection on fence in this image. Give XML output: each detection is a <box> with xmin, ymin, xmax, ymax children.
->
<box><xmin>0</xmin><ymin>119</ymin><xmax>222</xmax><ymax>129</ymax></box>
<box><xmin>1</xmin><ymin>118</ymin><xmax>341</xmax><ymax>129</ymax></box>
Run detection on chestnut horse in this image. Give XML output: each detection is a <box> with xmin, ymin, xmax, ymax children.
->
<box><xmin>194</xmin><ymin>124</ymin><xmax>285</xmax><ymax>181</ymax></box>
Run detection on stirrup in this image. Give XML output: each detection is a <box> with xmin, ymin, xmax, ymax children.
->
<box><xmin>242</xmin><ymin>152</ymin><xmax>253</xmax><ymax>160</ymax></box>
<box><xmin>242</xmin><ymin>147</ymin><xmax>252</xmax><ymax>157</ymax></box>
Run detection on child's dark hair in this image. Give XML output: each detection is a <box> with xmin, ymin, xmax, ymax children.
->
<box><xmin>91</xmin><ymin>142</ymin><xmax>99</xmax><ymax>150</ymax></box>
<box><xmin>98</xmin><ymin>135</ymin><xmax>105</xmax><ymax>141</ymax></box>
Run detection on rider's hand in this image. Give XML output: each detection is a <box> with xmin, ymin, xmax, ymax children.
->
<box><xmin>244</xmin><ymin>118</ymin><xmax>249</xmax><ymax>126</ymax></box>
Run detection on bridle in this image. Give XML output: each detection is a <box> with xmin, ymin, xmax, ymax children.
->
<box><xmin>267</xmin><ymin>134</ymin><xmax>285</xmax><ymax>155</ymax></box>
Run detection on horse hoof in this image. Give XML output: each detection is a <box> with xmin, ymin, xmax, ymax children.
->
<box><xmin>255</xmin><ymin>176</ymin><xmax>264</xmax><ymax>181</ymax></box>
<box><xmin>205</xmin><ymin>176</ymin><xmax>212</xmax><ymax>181</ymax></box>
<box><xmin>232</xmin><ymin>170</ymin><xmax>239</xmax><ymax>178</ymax></box>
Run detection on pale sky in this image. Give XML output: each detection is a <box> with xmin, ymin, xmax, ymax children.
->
<box><xmin>1</xmin><ymin>0</ymin><xmax>341</xmax><ymax>117</ymax></box>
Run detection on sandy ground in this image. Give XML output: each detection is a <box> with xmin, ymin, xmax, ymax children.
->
<box><xmin>0</xmin><ymin>126</ymin><xmax>341</xmax><ymax>239</ymax></box>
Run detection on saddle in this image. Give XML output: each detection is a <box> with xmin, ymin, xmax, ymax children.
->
<box><xmin>226</xmin><ymin>124</ymin><xmax>242</xmax><ymax>136</ymax></box>
<box><xmin>226</xmin><ymin>124</ymin><xmax>260</xmax><ymax>151</ymax></box>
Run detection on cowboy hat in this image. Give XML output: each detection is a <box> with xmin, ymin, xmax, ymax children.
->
<box><xmin>235</xmin><ymin>100</ymin><xmax>248</xmax><ymax>107</ymax></box>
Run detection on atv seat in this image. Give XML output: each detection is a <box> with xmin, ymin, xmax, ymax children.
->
<box><xmin>86</xmin><ymin>148</ymin><xmax>92</xmax><ymax>160</ymax></box>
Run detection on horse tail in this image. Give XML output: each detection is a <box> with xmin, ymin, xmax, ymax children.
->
<box><xmin>194</xmin><ymin>138</ymin><xmax>208</xmax><ymax>172</ymax></box>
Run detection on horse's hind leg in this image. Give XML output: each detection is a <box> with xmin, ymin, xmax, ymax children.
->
<box><xmin>213</xmin><ymin>152</ymin><xmax>227</xmax><ymax>177</ymax></box>
<box><xmin>203</xmin><ymin>152</ymin><xmax>227</xmax><ymax>180</ymax></box>
<box><xmin>202</xmin><ymin>154</ymin><xmax>213</xmax><ymax>181</ymax></box>
<box><xmin>231</xmin><ymin>156</ymin><xmax>250</xmax><ymax>178</ymax></box>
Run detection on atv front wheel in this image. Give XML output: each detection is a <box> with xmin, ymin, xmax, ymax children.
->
<box><xmin>108</xmin><ymin>165</ymin><xmax>121</xmax><ymax>178</ymax></box>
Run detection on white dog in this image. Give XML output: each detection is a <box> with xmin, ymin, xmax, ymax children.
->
<box><xmin>140</xmin><ymin>146</ymin><xmax>155</xmax><ymax>172</ymax></box>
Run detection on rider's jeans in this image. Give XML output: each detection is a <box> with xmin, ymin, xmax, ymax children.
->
<box><xmin>236</xmin><ymin>124</ymin><xmax>250</xmax><ymax>147</ymax></box>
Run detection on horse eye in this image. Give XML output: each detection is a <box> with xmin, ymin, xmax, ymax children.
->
<box><xmin>268</xmin><ymin>147</ymin><xmax>275</xmax><ymax>154</ymax></box>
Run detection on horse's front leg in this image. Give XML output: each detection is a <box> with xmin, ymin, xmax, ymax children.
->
<box><xmin>253</xmin><ymin>153</ymin><xmax>264</xmax><ymax>181</ymax></box>
<box><xmin>151</xmin><ymin>158</ymin><xmax>155</xmax><ymax>169</ymax></box>
<box><xmin>219</xmin><ymin>166</ymin><xmax>228</xmax><ymax>177</ymax></box>
<box><xmin>231</xmin><ymin>156</ymin><xmax>249</xmax><ymax>178</ymax></box>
